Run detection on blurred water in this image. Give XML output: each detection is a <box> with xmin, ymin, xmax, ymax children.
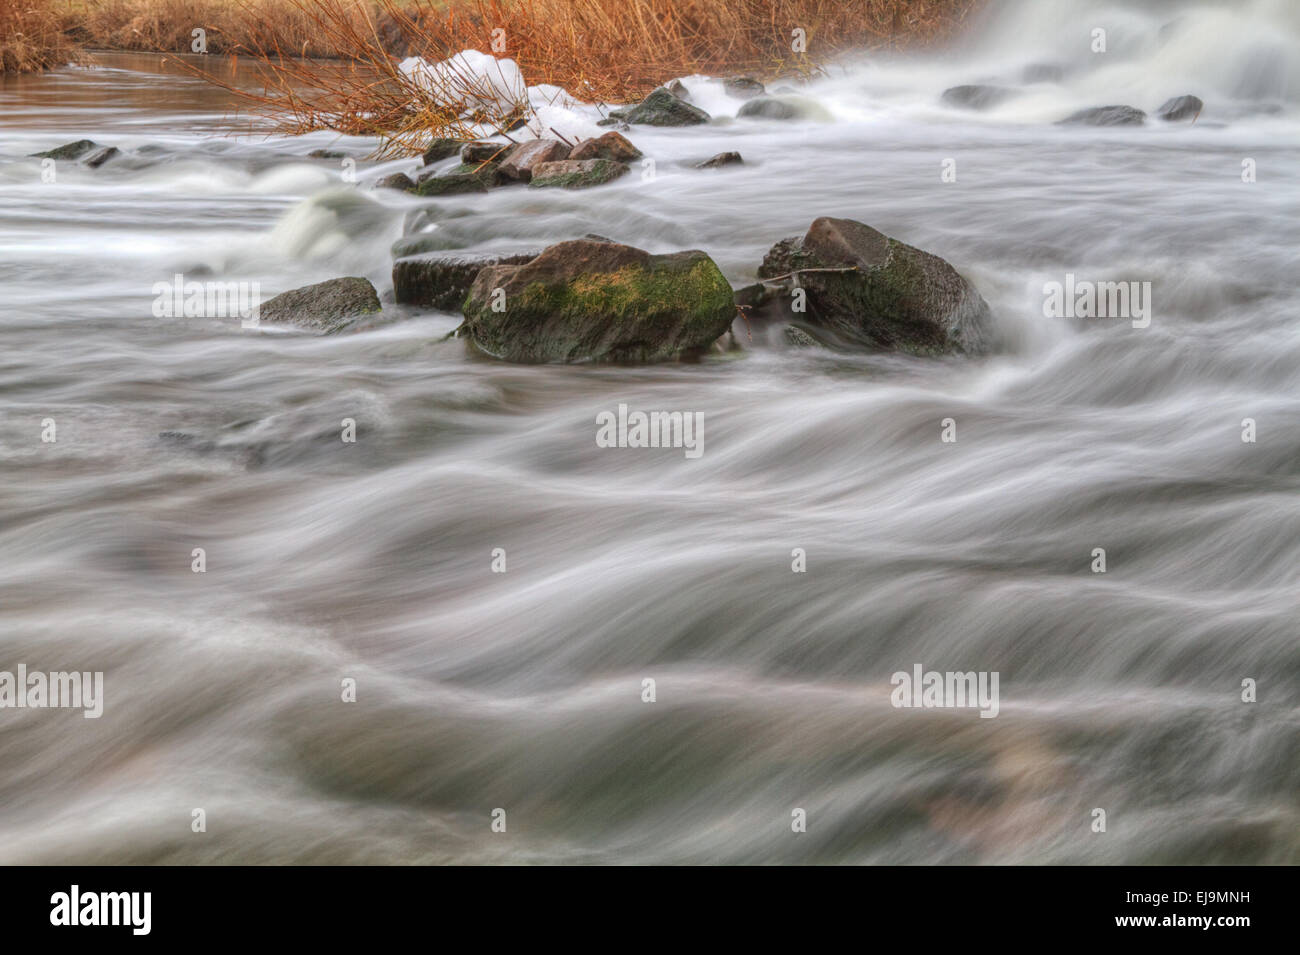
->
<box><xmin>0</xmin><ymin>2</ymin><xmax>1297</xmax><ymax>864</ymax></box>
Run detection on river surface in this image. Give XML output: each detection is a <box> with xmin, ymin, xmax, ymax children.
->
<box><xmin>0</xmin><ymin>0</ymin><xmax>1297</xmax><ymax>864</ymax></box>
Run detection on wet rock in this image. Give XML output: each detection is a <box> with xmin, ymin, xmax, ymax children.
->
<box><xmin>308</xmin><ymin>149</ymin><xmax>347</xmax><ymax>159</ymax></box>
<box><xmin>529</xmin><ymin>158</ymin><xmax>630</xmax><ymax>189</ymax></box>
<box><xmin>30</xmin><ymin>139</ymin><xmax>100</xmax><ymax>160</ymax></box>
<box><xmin>724</xmin><ymin>77</ymin><xmax>766</xmax><ymax>99</ymax></box>
<box><xmin>373</xmin><ymin>172</ymin><xmax>417</xmax><ymax>192</ymax></box>
<box><xmin>461</xmin><ymin>239</ymin><xmax>735</xmax><ymax>363</ymax></box>
<box><xmin>667</xmin><ymin>79</ymin><xmax>691</xmax><ymax>100</ymax></box>
<box><xmin>737</xmin><ymin>95</ymin><xmax>828</xmax><ymax>121</ymax></box>
<box><xmin>941</xmin><ymin>84</ymin><xmax>1018</xmax><ymax>110</ymax></box>
<box><xmin>696</xmin><ymin>151</ymin><xmax>743</xmax><ymax>168</ymax></box>
<box><xmin>393</xmin><ymin>250</ymin><xmax>539</xmax><ymax>310</ymax></box>
<box><xmin>783</xmin><ymin>325</ymin><xmax>819</xmax><ymax>348</ymax></box>
<box><xmin>83</xmin><ymin>147</ymin><xmax>120</xmax><ymax>168</ymax></box>
<box><xmin>258</xmin><ymin>276</ymin><xmax>382</xmax><ymax>334</ymax></box>
<box><xmin>414</xmin><ymin>161</ymin><xmax>502</xmax><ymax>196</ymax></box>
<box><xmin>622</xmin><ymin>87</ymin><xmax>711</xmax><ymax>126</ymax></box>
<box><xmin>569</xmin><ymin>131</ymin><xmax>643</xmax><ymax>162</ymax></box>
<box><xmin>1155</xmin><ymin>94</ymin><xmax>1203</xmax><ymax>122</ymax></box>
<box><xmin>461</xmin><ymin>140</ymin><xmax>511</xmax><ymax>164</ymax></box>
<box><xmin>422</xmin><ymin>138</ymin><xmax>464</xmax><ymax>164</ymax></box>
<box><xmin>756</xmin><ymin>217</ymin><xmax>992</xmax><ymax>355</ymax></box>
<box><xmin>595</xmin><ymin>117</ymin><xmax>630</xmax><ymax>129</ymax></box>
<box><xmin>1022</xmin><ymin>63</ymin><xmax>1065</xmax><ymax>84</ymax></box>
<box><xmin>498</xmin><ymin>139</ymin><xmax>571</xmax><ymax>182</ymax></box>
<box><xmin>1057</xmin><ymin>105</ymin><xmax>1146</xmax><ymax>126</ymax></box>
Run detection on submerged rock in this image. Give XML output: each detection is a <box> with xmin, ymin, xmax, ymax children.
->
<box><xmin>755</xmin><ymin>217</ymin><xmax>992</xmax><ymax>355</ymax></box>
<box><xmin>569</xmin><ymin>131</ymin><xmax>643</xmax><ymax>162</ymax></box>
<box><xmin>461</xmin><ymin>239</ymin><xmax>735</xmax><ymax>362</ymax></box>
<box><xmin>941</xmin><ymin>84</ymin><xmax>1018</xmax><ymax>110</ymax></box>
<box><xmin>1057</xmin><ymin>105</ymin><xmax>1146</xmax><ymax>126</ymax></box>
<box><xmin>307</xmin><ymin>149</ymin><xmax>347</xmax><ymax>159</ymax></box>
<box><xmin>258</xmin><ymin>277</ymin><xmax>382</xmax><ymax>334</ymax></box>
<box><xmin>498</xmin><ymin>139</ymin><xmax>571</xmax><ymax>182</ymax></box>
<box><xmin>724</xmin><ymin>77</ymin><xmax>766</xmax><ymax>99</ymax></box>
<box><xmin>83</xmin><ymin>147</ymin><xmax>120</xmax><ymax>168</ymax></box>
<box><xmin>30</xmin><ymin>139</ymin><xmax>100</xmax><ymax>160</ymax></box>
<box><xmin>529</xmin><ymin>158</ymin><xmax>630</xmax><ymax>189</ymax></box>
<box><xmin>620</xmin><ymin>87</ymin><xmax>711</xmax><ymax>126</ymax></box>
<box><xmin>1022</xmin><ymin>63</ymin><xmax>1065</xmax><ymax>84</ymax></box>
<box><xmin>696</xmin><ymin>151</ymin><xmax>743</xmax><ymax>168</ymax></box>
<box><xmin>393</xmin><ymin>250</ymin><xmax>539</xmax><ymax>310</ymax></box>
<box><xmin>1156</xmin><ymin>94</ymin><xmax>1204</xmax><ymax>121</ymax></box>
<box><xmin>414</xmin><ymin>161</ymin><xmax>502</xmax><ymax>196</ymax></box>
<box><xmin>737</xmin><ymin>95</ymin><xmax>828</xmax><ymax>121</ymax></box>
<box><xmin>373</xmin><ymin>172</ymin><xmax>417</xmax><ymax>192</ymax></box>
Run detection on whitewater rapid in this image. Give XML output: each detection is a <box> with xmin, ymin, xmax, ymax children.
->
<box><xmin>0</xmin><ymin>0</ymin><xmax>1297</xmax><ymax>863</ymax></box>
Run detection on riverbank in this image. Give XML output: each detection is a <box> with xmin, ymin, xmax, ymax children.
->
<box><xmin>8</xmin><ymin>0</ymin><xmax>982</xmax><ymax>77</ymax></box>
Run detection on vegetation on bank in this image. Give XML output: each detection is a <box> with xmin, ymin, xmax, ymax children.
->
<box><xmin>7</xmin><ymin>0</ymin><xmax>981</xmax><ymax>158</ymax></box>
<box><xmin>2</xmin><ymin>1</ymin><xmax>82</xmax><ymax>72</ymax></box>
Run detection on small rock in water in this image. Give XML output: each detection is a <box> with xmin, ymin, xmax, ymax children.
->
<box><xmin>723</xmin><ymin>77</ymin><xmax>766</xmax><ymax>99</ymax></box>
<box><xmin>695</xmin><ymin>151</ymin><xmax>743</xmax><ymax>168</ymax></box>
<box><xmin>307</xmin><ymin>149</ymin><xmax>347</xmax><ymax>159</ymax></box>
<box><xmin>498</xmin><ymin>139</ymin><xmax>571</xmax><ymax>182</ymax></box>
<box><xmin>30</xmin><ymin>139</ymin><xmax>100</xmax><ymax>160</ymax></box>
<box><xmin>392</xmin><ymin>250</ymin><xmax>540</xmax><ymax>310</ymax></box>
<box><xmin>783</xmin><ymin>325</ymin><xmax>819</xmax><ymax>348</ymax></box>
<box><xmin>414</xmin><ymin>161</ymin><xmax>502</xmax><ymax>196</ymax></box>
<box><xmin>1057</xmin><ymin>105</ymin><xmax>1147</xmax><ymax>126</ymax></box>
<box><xmin>736</xmin><ymin>95</ymin><xmax>828</xmax><ymax>121</ymax></box>
<box><xmin>258</xmin><ymin>277</ymin><xmax>382</xmax><ymax>334</ymax></box>
<box><xmin>422</xmin><ymin>138</ymin><xmax>464</xmax><ymax>164</ymax></box>
<box><xmin>622</xmin><ymin>87</ymin><xmax>711</xmax><ymax>126</ymax></box>
<box><xmin>461</xmin><ymin>239</ymin><xmax>736</xmax><ymax>363</ymax></box>
<box><xmin>1155</xmin><ymin>94</ymin><xmax>1204</xmax><ymax>121</ymax></box>
<box><xmin>1021</xmin><ymin>63</ymin><xmax>1065</xmax><ymax>84</ymax></box>
<box><xmin>83</xmin><ymin>146</ymin><xmax>120</xmax><ymax>168</ymax></box>
<box><xmin>568</xmin><ymin>131</ymin><xmax>643</xmax><ymax>162</ymax></box>
<box><xmin>461</xmin><ymin>140</ymin><xmax>510</xmax><ymax>164</ymax></box>
<box><xmin>756</xmin><ymin>217</ymin><xmax>992</xmax><ymax>355</ymax></box>
<box><xmin>529</xmin><ymin>158</ymin><xmax>630</xmax><ymax>189</ymax></box>
<box><xmin>666</xmin><ymin>79</ymin><xmax>691</xmax><ymax>100</ymax></box>
<box><xmin>373</xmin><ymin>172</ymin><xmax>417</xmax><ymax>192</ymax></box>
<box><xmin>941</xmin><ymin>84</ymin><xmax>1018</xmax><ymax>110</ymax></box>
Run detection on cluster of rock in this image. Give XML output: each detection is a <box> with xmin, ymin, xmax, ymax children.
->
<box><xmin>940</xmin><ymin>82</ymin><xmax>1205</xmax><ymax>126</ymax></box>
<box><xmin>383</xmin><ymin>217</ymin><xmax>991</xmax><ymax>363</ymax></box>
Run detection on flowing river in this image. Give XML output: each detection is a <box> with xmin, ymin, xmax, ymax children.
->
<box><xmin>0</xmin><ymin>0</ymin><xmax>1297</xmax><ymax>863</ymax></box>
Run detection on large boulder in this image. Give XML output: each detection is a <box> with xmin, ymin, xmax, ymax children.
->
<box><xmin>529</xmin><ymin>159</ymin><xmax>629</xmax><ymax>189</ymax></box>
<box><xmin>1155</xmin><ymin>94</ymin><xmax>1203</xmax><ymax>121</ymax></box>
<box><xmin>461</xmin><ymin>239</ymin><xmax>735</xmax><ymax>362</ymax></box>
<box><xmin>617</xmin><ymin>87</ymin><xmax>711</xmax><ymax>126</ymax></box>
<box><xmin>498</xmin><ymin>139</ymin><xmax>570</xmax><ymax>182</ymax></box>
<box><xmin>258</xmin><ymin>277</ymin><xmax>381</xmax><ymax>334</ymax></box>
<box><xmin>755</xmin><ymin>217</ymin><xmax>992</xmax><ymax>355</ymax></box>
<box><xmin>392</xmin><ymin>250</ymin><xmax>539</xmax><ymax>310</ymax></box>
<box><xmin>1057</xmin><ymin>105</ymin><xmax>1146</xmax><ymax>126</ymax></box>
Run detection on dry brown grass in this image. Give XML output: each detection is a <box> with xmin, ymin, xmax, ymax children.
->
<box><xmin>2</xmin><ymin>1</ymin><xmax>83</xmax><ymax>72</ymax></box>
<box><xmin>205</xmin><ymin>0</ymin><xmax>981</xmax><ymax>155</ymax></box>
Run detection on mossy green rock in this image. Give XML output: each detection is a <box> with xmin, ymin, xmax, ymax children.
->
<box><xmin>30</xmin><ymin>139</ymin><xmax>100</xmax><ymax>160</ymax></box>
<box><xmin>414</xmin><ymin>161</ymin><xmax>502</xmax><ymax>196</ymax></box>
<box><xmin>462</xmin><ymin>239</ymin><xmax>735</xmax><ymax>362</ymax></box>
<box><xmin>622</xmin><ymin>87</ymin><xmax>711</xmax><ymax>126</ymax></box>
<box><xmin>529</xmin><ymin>158</ymin><xmax>630</xmax><ymax>189</ymax></box>
<box><xmin>756</xmin><ymin>217</ymin><xmax>992</xmax><ymax>355</ymax></box>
